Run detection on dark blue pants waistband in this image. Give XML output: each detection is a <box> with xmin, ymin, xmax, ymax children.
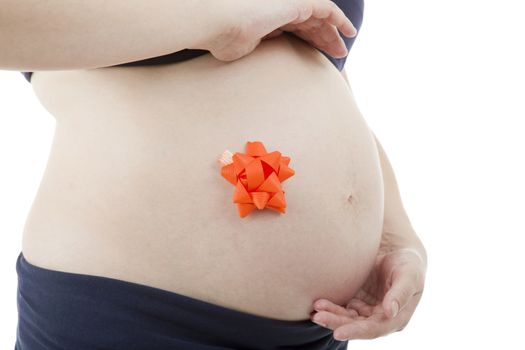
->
<box><xmin>14</xmin><ymin>252</ymin><xmax>347</xmax><ymax>349</ymax></box>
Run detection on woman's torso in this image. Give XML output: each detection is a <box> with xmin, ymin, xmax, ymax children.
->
<box><xmin>21</xmin><ymin>33</ymin><xmax>384</xmax><ymax>321</ymax></box>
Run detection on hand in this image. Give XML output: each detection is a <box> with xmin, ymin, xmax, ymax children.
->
<box><xmin>203</xmin><ymin>0</ymin><xmax>357</xmax><ymax>62</ymax></box>
<box><xmin>261</xmin><ymin>0</ymin><xmax>358</xmax><ymax>57</ymax></box>
<box><xmin>310</xmin><ymin>236</ymin><xmax>427</xmax><ymax>341</ymax></box>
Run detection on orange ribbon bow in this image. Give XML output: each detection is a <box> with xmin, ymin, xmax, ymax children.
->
<box><xmin>218</xmin><ymin>141</ymin><xmax>295</xmax><ymax>218</ymax></box>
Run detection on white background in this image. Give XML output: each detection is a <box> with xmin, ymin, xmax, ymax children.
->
<box><xmin>1</xmin><ymin>0</ymin><xmax>524</xmax><ymax>348</ymax></box>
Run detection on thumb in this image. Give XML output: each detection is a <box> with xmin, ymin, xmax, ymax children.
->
<box><xmin>383</xmin><ymin>265</ymin><xmax>418</xmax><ymax>319</ymax></box>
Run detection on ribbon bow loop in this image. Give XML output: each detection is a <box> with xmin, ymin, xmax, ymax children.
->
<box><xmin>219</xmin><ymin>141</ymin><xmax>295</xmax><ymax>218</ymax></box>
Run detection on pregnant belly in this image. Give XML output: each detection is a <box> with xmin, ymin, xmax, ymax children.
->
<box><xmin>22</xmin><ymin>33</ymin><xmax>384</xmax><ymax>321</ymax></box>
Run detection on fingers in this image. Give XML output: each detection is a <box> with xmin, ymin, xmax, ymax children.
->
<box><xmin>311</xmin><ymin>309</ymin><xmax>359</xmax><ymax>329</ymax></box>
<box><xmin>382</xmin><ymin>264</ymin><xmax>425</xmax><ymax>319</ymax></box>
<box><xmin>332</xmin><ymin>297</ymin><xmax>419</xmax><ymax>341</ymax></box>
<box><xmin>273</xmin><ymin>0</ymin><xmax>356</xmax><ymax>59</ymax></box>
<box><xmin>332</xmin><ymin>313</ymin><xmax>391</xmax><ymax>341</ymax></box>
<box><xmin>313</xmin><ymin>298</ymin><xmax>349</xmax><ymax>315</ymax></box>
<box><xmin>285</xmin><ymin>0</ymin><xmax>356</xmax><ymax>37</ymax></box>
<box><xmin>312</xmin><ymin>295</ymin><xmax>420</xmax><ymax>341</ymax></box>
<box><xmin>312</xmin><ymin>248</ymin><xmax>427</xmax><ymax>341</ymax></box>
<box><xmin>307</xmin><ymin>0</ymin><xmax>357</xmax><ymax>37</ymax></box>
<box><xmin>287</xmin><ymin>20</ymin><xmax>348</xmax><ymax>58</ymax></box>
<box><xmin>301</xmin><ymin>23</ymin><xmax>346</xmax><ymax>58</ymax></box>
<box><xmin>318</xmin><ymin>22</ymin><xmax>348</xmax><ymax>57</ymax></box>
<box><xmin>311</xmin><ymin>299</ymin><xmax>361</xmax><ymax>329</ymax></box>
<box><xmin>346</xmin><ymin>298</ymin><xmax>376</xmax><ymax>317</ymax></box>
<box><xmin>322</xmin><ymin>1</ymin><xmax>357</xmax><ymax>37</ymax></box>
<box><xmin>311</xmin><ymin>297</ymin><xmax>379</xmax><ymax>325</ymax></box>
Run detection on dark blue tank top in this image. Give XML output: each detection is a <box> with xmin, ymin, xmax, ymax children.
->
<box><xmin>21</xmin><ymin>0</ymin><xmax>363</xmax><ymax>83</ymax></box>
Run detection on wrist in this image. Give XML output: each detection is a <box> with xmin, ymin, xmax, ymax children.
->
<box><xmin>382</xmin><ymin>228</ymin><xmax>428</xmax><ymax>269</ymax></box>
<box><xmin>397</xmin><ymin>246</ymin><xmax>428</xmax><ymax>270</ymax></box>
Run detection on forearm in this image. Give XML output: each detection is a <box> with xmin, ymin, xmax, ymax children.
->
<box><xmin>370</xmin><ymin>130</ymin><xmax>427</xmax><ymax>266</ymax></box>
<box><xmin>0</xmin><ymin>0</ymin><xmax>227</xmax><ymax>71</ymax></box>
<box><xmin>339</xmin><ymin>70</ymin><xmax>427</xmax><ymax>263</ymax></box>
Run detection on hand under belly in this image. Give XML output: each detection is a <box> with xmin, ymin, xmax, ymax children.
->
<box><xmin>23</xmin><ymin>33</ymin><xmax>385</xmax><ymax>321</ymax></box>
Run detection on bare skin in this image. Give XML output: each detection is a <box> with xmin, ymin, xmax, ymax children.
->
<box><xmin>208</xmin><ymin>0</ymin><xmax>358</xmax><ymax>61</ymax></box>
<box><xmin>314</xmin><ymin>71</ymin><xmax>428</xmax><ymax>340</ymax></box>
<box><xmin>1</xmin><ymin>0</ymin><xmax>355</xmax><ymax>71</ymax></box>
<box><xmin>22</xmin><ymin>33</ymin><xmax>384</xmax><ymax>321</ymax></box>
<box><xmin>3</xmin><ymin>0</ymin><xmax>428</xmax><ymax>342</ymax></box>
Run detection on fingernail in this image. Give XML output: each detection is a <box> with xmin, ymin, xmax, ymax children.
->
<box><xmin>312</xmin><ymin>316</ymin><xmax>327</xmax><ymax>328</ymax></box>
<box><xmin>333</xmin><ymin>330</ymin><xmax>347</xmax><ymax>341</ymax></box>
<box><xmin>313</xmin><ymin>320</ymin><xmax>327</xmax><ymax>327</ymax></box>
<box><xmin>343</xmin><ymin>26</ymin><xmax>357</xmax><ymax>38</ymax></box>
<box><xmin>391</xmin><ymin>300</ymin><xmax>399</xmax><ymax>318</ymax></box>
<box><xmin>314</xmin><ymin>300</ymin><xmax>325</xmax><ymax>310</ymax></box>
